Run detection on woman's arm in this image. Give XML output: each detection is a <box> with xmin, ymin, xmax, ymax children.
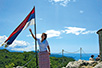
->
<box><xmin>47</xmin><ymin>45</ymin><xmax>50</xmax><ymax>55</ymax></box>
<box><xmin>29</xmin><ymin>28</ymin><xmax>37</xmax><ymax>40</ymax></box>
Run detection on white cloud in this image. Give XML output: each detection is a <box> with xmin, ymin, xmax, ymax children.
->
<box><xmin>45</xmin><ymin>30</ymin><xmax>61</xmax><ymax>38</ymax></box>
<box><xmin>10</xmin><ymin>45</ymin><xmax>35</xmax><ymax>52</ymax></box>
<box><xmin>27</xmin><ymin>27</ymin><xmax>96</xmax><ymax>38</ymax></box>
<box><xmin>80</xmin><ymin>10</ymin><xmax>84</xmax><ymax>14</ymax></box>
<box><xmin>0</xmin><ymin>35</ymin><xmax>31</xmax><ymax>51</ymax></box>
<box><xmin>0</xmin><ymin>35</ymin><xmax>7</xmax><ymax>43</ymax></box>
<box><xmin>63</xmin><ymin>27</ymin><xmax>86</xmax><ymax>35</ymax></box>
<box><xmin>51</xmin><ymin>0</ymin><xmax>64</xmax><ymax>2</ymax></box>
<box><xmin>62</xmin><ymin>27</ymin><xmax>96</xmax><ymax>35</ymax></box>
<box><xmin>82</xmin><ymin>30</ymin><xmax>96</xmax><ymax>34</ymax></box>
<box><xmin>10</xmin><ymin>42</ymin><xmax>39</xmax><ymax>52</ymax></box>
<box><xmin>0</xmin><ymin>27</ymin><xmax>97</xmax><ymax>51</ymax></box>
<box><xmin>49</xmin><ymin>0</ymin><xmax>77</xmax><ymax>6</ymax></box>
<box><xmin>27</xmin><ymin>30</ymin><xmax>61</xmax><ymax>39</ymax></box>
<box><xmin>9</xmin><ymin>40</ymin><xmax>29</xmax><ymax>48</ymax></box>
<box><xmin>60</xmin><ymin>0</ymin><xmax>69</xmax><ymax>7</ymax></box>
<box><xmin>49</xmin><ymin>0</ymin><xmax>71</xmax><ymax>7</ymax></box>
<box><xmin>0</xmin><ymin>35</ymin><xmax>7</xmax><ymax>47</ymax></box>
<box><xmin>36</xmin><ymin>34</ymin><xmax>42</xmax><ymax>38</ymax></box>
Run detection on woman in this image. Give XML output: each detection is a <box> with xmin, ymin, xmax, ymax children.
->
<box><xmin>89</xmin><ymin>55</ymin><xmax>94</xmax><ymax>61</ymax></box>
<box><xmin>29</xmin><ymin>28</ymin><xmax>50</xmax><ymax>68</ymax></box>
<box><xmin>96</xmin><ymin>55</ymin><xmax>100</xmax><ymax>61</ymax></box>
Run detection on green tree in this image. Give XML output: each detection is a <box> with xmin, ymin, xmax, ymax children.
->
<box><xmin>0</xmin><ymin>49</ymin><xmax>75</xmax><ymax>68</ymax></box>
<box><xmin>5</xmin><ymin>63</ymin><xmax>15</xmax><ymax>68</ymax></box>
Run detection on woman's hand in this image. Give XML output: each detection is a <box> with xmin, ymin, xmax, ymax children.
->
<box><xmin>47</xmin><ymin>46</ymin><xmax>50</xmax><ymax>55</ymax></box>
<box><xmin>29</xmin><ymin>28</ymin><xmax>32</xmax><ymax>32</ymax></box>
<box><xmin>29</xmin><ymin>28</ymin><xmax>37</xmax><ymax>40</ymax></box>
<box><xmin>48</xmin><ymin>52</ymin><xmax>51</xmax><ymax>55</ymax></box>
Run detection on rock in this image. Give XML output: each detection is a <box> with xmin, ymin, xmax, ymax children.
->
<box><xmin>81</xmin><ymin>66</ymin><xmax>93</xmax><ymax>68</ymax></box>
<box><xmin>65</xmin><ymin>59</ymin><xmax>98</xmax><ymax>68</ymax></box>
<box><xmin>66</xmin><ymin>59</ymin><xmax>87</xmax><ymax>68</ymax></box>
<box><xmin>87</xmin><ymin>61</ymin><xmax>98</xmax><ymax>67</ymax></box>
<box><xmin>94</xmin><ymin>62</ymin><xmax>102</xmax><ymax>68</ymax></box>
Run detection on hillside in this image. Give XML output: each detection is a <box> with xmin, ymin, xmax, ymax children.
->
<box><xmin>0</xmin><ymin>49</ymin><xmax>75</xmax><ymax>68</ymax></box>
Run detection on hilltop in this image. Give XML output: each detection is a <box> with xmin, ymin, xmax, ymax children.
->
<box><xmin>0</xmin><ymin>49</ymin><xmax>75</xmax><ymax>68</ymax></box>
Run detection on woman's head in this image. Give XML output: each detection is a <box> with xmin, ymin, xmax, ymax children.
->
<box><xmin>41</xmin><ymin>33</ymin><xmax>47</xmax><ymax>40</ymax></box>
<box><xmin>98</xmin><ymin>55</ymin><xmax>100</xmax><ymax>57</ymax></box>
<box><xmin>91</xmin><ymin>55</ymin><xmax>94</xmax><ymax>58</ymax></box>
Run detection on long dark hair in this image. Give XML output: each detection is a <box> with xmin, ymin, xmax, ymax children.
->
<box><xmin>43</xmin><ymin>33</ymin><xmax>47</xmax><ymax>40</ymax></box>
<box><xmin>41</xmin><ymin>33</ymin><xmax>47</xmax><ymax>42</ymax></box>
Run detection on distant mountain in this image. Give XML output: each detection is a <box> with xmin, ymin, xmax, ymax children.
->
<box><xmin>50</xmin><ymin>54</ymin><xmax>62</xmax><ymax>57</ymax></box>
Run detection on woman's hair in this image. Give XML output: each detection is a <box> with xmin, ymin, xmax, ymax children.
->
<box><xmin>42</xmin><ymin>33</ymin><xmax>47</xmax><ymax>40</ymax></box>
<box><xmin>91</xmin><ymin>55</ymin><xmax>94</xmax><ymax>58</ymax></box>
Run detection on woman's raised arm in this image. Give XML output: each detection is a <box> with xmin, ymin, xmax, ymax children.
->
<box><xmin>29</xmin><ymin>28</ymin><xmax>37</xmax><ymax>40</ymax></box>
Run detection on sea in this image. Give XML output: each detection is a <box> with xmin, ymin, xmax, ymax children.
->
<box><xmin>50</xmin><ymin>53</ymin><xmax>99</xmax><ymax>61</ymax></box>
<box><xmin>7</xmin><ymin>49</ymin><xmax>99</xmax><ymax>61</ymax></box>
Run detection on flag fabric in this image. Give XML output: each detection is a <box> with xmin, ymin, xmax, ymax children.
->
<box><xmin>2</xmin><ymin>7</ymin><xmax>35</xmax><ymax>47</ymax></box>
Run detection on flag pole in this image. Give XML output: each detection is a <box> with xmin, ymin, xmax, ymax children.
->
<box><xmin>34</xmin><ymin>7</ymin><xmax>38</xmax><ymax>68</ymax></box>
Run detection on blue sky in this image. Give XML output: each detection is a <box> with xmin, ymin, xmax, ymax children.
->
<box><xmin>0</xmin><ymin>0</ymin><xmax>102</xmax><ymax>53</ymax></box>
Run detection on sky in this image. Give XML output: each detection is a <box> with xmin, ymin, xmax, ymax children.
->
<box><xmin>0</xmin><ymin>0</ymin><xmax>102</xmax><ymax>53</ymax></box>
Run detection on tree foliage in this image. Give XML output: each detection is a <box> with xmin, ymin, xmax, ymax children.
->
<box><xmin>0</xmin><ymin>49</ymin><xmax>75</xmax><ymax>68</ymax></box>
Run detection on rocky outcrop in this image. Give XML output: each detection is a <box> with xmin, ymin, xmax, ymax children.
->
<box><xmin>63</xmin><ymin>59</ymin><xmax>101</xmax><ymax>68</ymax></box>
<box><xmin>94</xmin><ymin>62</ymin><xmax>102</xmax><ymax>68</ymax></box>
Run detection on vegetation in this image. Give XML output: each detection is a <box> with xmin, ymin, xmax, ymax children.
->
<box><xmin>0</xmin><ymin>49</ymin><xmax>75</xmax><ymax>68</ymax></box>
